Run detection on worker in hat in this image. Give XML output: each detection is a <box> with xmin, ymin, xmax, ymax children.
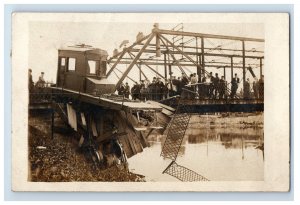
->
<box><xmin>124</xmin><ymin>82</ymin><xmax>130</xmax><ymax>98</ymax></box>
<box><xmin>36</xmin><ymin>71</ymin><xmax>46</xmax><ymax>88</ymax></box>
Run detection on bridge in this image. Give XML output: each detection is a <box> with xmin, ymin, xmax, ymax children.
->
<box><xmin>105</xmin><ymin>23</ymin><xmax>264</xmax><ymax>113</ymax></box>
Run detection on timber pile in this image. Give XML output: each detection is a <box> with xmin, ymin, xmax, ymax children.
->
<box><xmin>28</xmin><ymin>115</ymin><xmax>145</xmax><ymax>182</ymax></box>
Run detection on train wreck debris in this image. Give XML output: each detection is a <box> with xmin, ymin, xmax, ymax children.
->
<box><xmin>28</xmin><ymin>22</ymin><xmax>264</xmax><ymax>182</ymax></box>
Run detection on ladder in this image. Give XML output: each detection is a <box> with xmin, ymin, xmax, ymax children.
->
<box><xmin>160</xmin><ymin>90</ymin><xmax>192</xmax><ymax>161</ymax></box>
<box><xmin>160</xmin><ymin>88</ymin><xmax>210</xmax><ymax>181</ymax></box>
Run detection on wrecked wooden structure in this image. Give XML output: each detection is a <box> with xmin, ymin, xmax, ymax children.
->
<box><xmin>29</xmin><ymin>45</ymin><xmax>173</xmax><ymax>169</ymax></box>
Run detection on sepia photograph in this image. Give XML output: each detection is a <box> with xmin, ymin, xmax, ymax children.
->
<box><xmin>11</xmin><ymin>13</ymin><xmax>289</xmax><ymax>191</ymax></box>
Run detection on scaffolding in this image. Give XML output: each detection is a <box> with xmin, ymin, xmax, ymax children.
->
<box><xmin>107</xmin><ymin>23</ymin><xmax>264</xmax><ymax>94</ymax></box>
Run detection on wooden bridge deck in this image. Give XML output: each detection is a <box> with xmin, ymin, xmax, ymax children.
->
<box><xmin>49</xmin><ymin>87</ymin><xmax>163</xmax><ymax>111</ymax></box>
<box><xmin>161</xmin><ymin>97</ymin><xmax>264</xmax><ymax>113</ymax></box>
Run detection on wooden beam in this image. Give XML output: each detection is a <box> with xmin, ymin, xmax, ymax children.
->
<box><xmin>201</xmin><ymin>37</ymin><xmax>205</xmax><ymax>74</ymax></box>
<box><xmin>164</xmin><ymin>53</ymin><xmax>167</xmax><ymax>79</ymax></box>
<box><xmin>160</xmin><ymin>34</ymin><xmax>199</xmax><ymax>68</ymax></box>
<box><xmin>143</xmin><ymin>64</ymin><xmax>166</xmax><ymax>79</ymax></box>
<box><xmin>196</xmin><ymin>37</ymin><xmax>201</xmax><ymax>78</ymax></box>
<box><xmin>128</xmin><ymin>52</ymin><xmax>148</xmax><ymax>80</ymax></box>
<box><xmin>115</xmin><ymin>67</ymin><xmax>137</xmax><ymax>84</ymax></box>
<box><xmin>159</xmin><ymin>36</ymin><xmax>188</xmax><ymax>77</ymax></box>
<box><xmin>115</xmin><ymin>33</ymin><xmax>155</xmax><ymax>88</ymax></box>
<box><xmin>108</xmin><ymin>33</ymin><xmax>152</xmax><ymax>60</ymax></box>
<box><xmin>158</xmin><ymin>29</ymin><xmax>265</xmax><ymax>42</ymax></box>
<box><xmin>106</xmin><ymin>50</ymin><xmax>127</xmax><ymax>77</ymax></box>
<box><xmin>242</xmin><ymin>41</ymin><xmax>246</xmax><ymax>91</ymax></box>
<box><xmin>135</xmin><ymin>43</ymin><xmax>264</xmax><ymax>53</ymax></box>
<box><xmin>109</xmin><ymin>60</ymin><xmax>260</xmax><ymax>69</ymax></box>
<box><xmin>260</xmin><ymin>58</ymin><xmax>263</xmax><ymax>79</ymax></box>
<box><xmin>116</xmin><ymin>48</ymin><xmax>264</xmax><ymax>59</ymax></box>
<box><xmin>231</xmin><ymin>57</ymin><xmax>233</xmax><ymax>80</ymax></box>
<box><xmin>127</xmin><ymin>50</ymin><xmax>166</xmax><ymax>80</ymax></box>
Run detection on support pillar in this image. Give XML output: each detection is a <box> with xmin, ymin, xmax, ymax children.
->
<box><xmin>164</xmin><ymin>53</ymin><xmax>167</xmax><ymax>79</ymax></box>
<box><xmin>139</xmin><ymin>65</ymin><xmax>142</xmax><ymax>81</ymax></box>
<box><xmin>201</xmin><ymin>37</ymin><xmax>205</xmax><ymax>74</ymax></box>
<box><xmin>231</xmin><ymin>57</ymin><xmax>233</xmax><ymax>80</ymax></box>
<box><xmin>242</xmin><ymin>41</ymin><xmax>246</xmax><ymax>92</ymax></box>
<box><xmin>260</xmin><ymin>58</ymin><xmax>263</xmax><ymax>79</ymax></box>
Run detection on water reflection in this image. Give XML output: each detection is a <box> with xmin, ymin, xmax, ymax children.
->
<box><xmin>129</xmin><ymin>126</ymin><xmax>264</xmax><ymax>181</ymax></box>
<box><xmin>186</xmin><ymin>127</ymin><xmax>264</xmax><ymax>160</ymax></box>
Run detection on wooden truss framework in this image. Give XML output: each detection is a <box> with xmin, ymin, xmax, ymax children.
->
<box><xmin>107</xmin><ymin>27</ymin><xmax>265</xmax><ymax>90</ymax></box>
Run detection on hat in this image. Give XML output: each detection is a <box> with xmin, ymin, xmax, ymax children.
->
<box><xmin>28</xmin><ymin>69</ymin><xmax>32</xmax><ymax>72</ymax></box>
<box><xmin>41</xmin><ymin>72</ymin><xmax>44</xmax><ymax>74</ymax></box>
<box><xmin>126</xmin><ymin>82</ymin><xmax>128</xmax><ymax>84</ymax></box>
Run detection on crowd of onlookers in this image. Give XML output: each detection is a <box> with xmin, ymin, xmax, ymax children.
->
<box><xmin>117</xmin><ymin>72</ymin><xmax>264</xmax><ymax>101</ymax></box>
<box><xmin>29</xmin><ymin>68</ymin><xmax>264</xmax><ymax>101</ymax></box>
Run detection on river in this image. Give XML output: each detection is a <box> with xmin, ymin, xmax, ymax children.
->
<box><xmin>128</xmin><ymin>114</ymin><xmax>264</xmax><ymax>182</ymax></box>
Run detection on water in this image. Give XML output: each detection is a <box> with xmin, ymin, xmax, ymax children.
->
<box><xmin>128</xmin><ymin>120</ymin><xmax>264</xmax><ymax>182</ymax></box>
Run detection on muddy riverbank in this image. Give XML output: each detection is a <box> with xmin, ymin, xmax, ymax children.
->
<box><xmin>28</xmin><ymin>113</ymin><xmax>145</xmax><ymax>182</ymax></box>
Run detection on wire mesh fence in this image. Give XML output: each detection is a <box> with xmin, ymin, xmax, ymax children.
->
<box><xmin>163</xmin><ymin>161</ymin><xmax>209</xmax><ymax>182</ymax></box>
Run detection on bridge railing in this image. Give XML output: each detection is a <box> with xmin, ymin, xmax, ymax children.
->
<box><xmin>119</xmin><ymin>82</ymin><xmax>264</xmax><ymax>102</ymax></box>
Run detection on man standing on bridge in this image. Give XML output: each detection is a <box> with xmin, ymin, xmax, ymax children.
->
<box><xmin>244</xmin><ymin>78</ymin><xmax>251</xmax><ymax>99</ymax></box>
<box><xmin>231</xmin><ymin>73</ymin><xmax>239</xmax><ymax>99</ymax></box>
<box><xmin>36</xmin><ymin>72</ymin><xmax>46</xmax><ymax>89</ymax></box>
<box><xmin>213</xmin><ymin>73</ymin><xmax>220</xmax><ymax>99</ymax></box>
<box><xmin>219</xmin><ymin>76</ymin><xmax>226</xmax><ymax>99</ymax></box>
<box><xmin>124</xmin><ymin>82</ymin><xmax>130</xmax><ymax>98</ymax></box>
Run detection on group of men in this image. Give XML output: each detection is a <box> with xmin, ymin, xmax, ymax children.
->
<box><xmin>117</xmin><ymin>77</ymin><xmax>169</xmax><ymax>101</ymax></box>
<box><xmin>115</xmin><ymin>71</ymin><xmax>264</xmax><ymax>101</ymax></box>
<box><xmin>198</xmin><ymin>72</ymin><xmax>227</xmax><ymax>99</ymax></box>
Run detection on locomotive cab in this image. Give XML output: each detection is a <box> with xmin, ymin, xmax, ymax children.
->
<box><xmin>56</xmin><ymin>47</ymin><xmax>115</xmax><ymax>95</ymax></box>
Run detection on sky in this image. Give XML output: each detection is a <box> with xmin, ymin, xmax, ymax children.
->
<box><xmin>28</xmin><ymin>20</ymin><xmax>264</xmax><ymax>88</ymax></box>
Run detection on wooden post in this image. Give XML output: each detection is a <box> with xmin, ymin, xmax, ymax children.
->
<box><xmin>223</xmin><ymin>66</ymin><xmax>226</xmax><ymax>80</ymax></box>
<box><xmin>168</xmin><ymin>52</ymin><xmax>172</xmax><ymax>78</ymax></box>
<box><xmin>51</xmin><ymin>89</ymin><xmax>54</xmax><ymax>139</ymax></box>
<box><xmin>196</xmin><ymin>37</ymin><xmax>201</xmax><ymax>78</ymax></box>
<box><xmin>242</xmin><ymin>41</ymin><xmax>246</xmax><ymax>92</ymax></box>
<box><xmin>231</xmin><ymin>57</ymin><xmax>233</xmax><ymax>80</ymax></box>
<box><xmin>260</xmin><ymin>58</ymin><xmax>263</xmax><ymax>79</ymax></box>
<box><xmin>156</xmin><ymin>34</ymin><xmax>161</xmax><ymax>57</ymax></box>
<box><xmin>201</xmin><ymin>37</ymin><xmax>205</xmax><ymax>74</ymax></box>
<box><xmin>139</xmin><ymin>66</ymin><xmax>142</xmax><ymax>81</ymax></box>
<box><xmin>198</xmin><ymin>55</ymin><xmax>202</xmax><ymax>81</ymax></box>
<box><xmin>164</xmin><ymin>53</ymin><xmax>167</xmax><ymax>79</ymax></box>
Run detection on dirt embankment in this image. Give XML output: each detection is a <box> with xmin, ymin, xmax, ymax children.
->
<box><xmin>188</xmin><ymin>112</ymin><xmax>264</xmax><ymax>129</ymax></box>
<box><xmin>28</xmin><ymin>114</ymin><xmax>145</xmax><ymax>182</ymax></box>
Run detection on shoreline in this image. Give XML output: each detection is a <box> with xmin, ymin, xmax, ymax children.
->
<box><xmin>28</xmin><ymin>114</ymin><xmax>145</xmax><ymax>182</ymax></box>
